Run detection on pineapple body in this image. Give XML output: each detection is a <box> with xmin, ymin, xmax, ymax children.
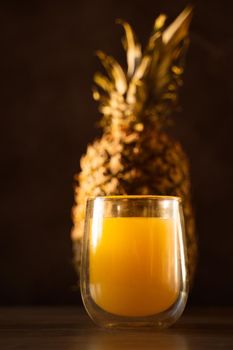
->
<box><xmin>72</xmin><ymin>125</ymin><xmax>197</xmax><ymax>282</ymax></box>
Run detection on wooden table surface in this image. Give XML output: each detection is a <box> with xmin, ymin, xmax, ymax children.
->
<box><xmin>0</xmin><ymin>307</ymin><xmax>232</xmax><ymax>349</ymax></box>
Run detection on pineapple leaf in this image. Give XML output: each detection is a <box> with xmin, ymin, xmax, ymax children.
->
<box><xmin>126</xmin><ymin>55</ymin><xmax>151</xmax><ymax>106</ymax></box>
<box><xmin>154</xmin><ymin>14</ymin><xmax>167</xmax><ymax>31</ymax></box>
<box><xmin>94</xmin><ymin>73</ymin><xmax>114</xmax><ymax>93</ymax></box>
<box><xmin>133</xmin><ymin>55</ymin><xmax>151</xmax><ymax>81</ymax></box>
<box><xmin>162</xmin><ymin>6</ymin><xmax>193</xmax><ymax>47</ymax></box>
<box><xmin>146</xmin><ymin>6</ymin><xmax>193</xmax><ymax>114</ymax></box>
<box><xmin>92</xmin><ymin>87</ymin><xmax>100</xmax><ymax>101</ymax></box>
<box><xmin>116</xmin><ymin>19</ymin><xmax>142</xmax><ymax>78</ymax></box>
<box><xmin>96</xmin><ymin>50</ymin><xmax>127</xmax><ymax>95</ymax></box>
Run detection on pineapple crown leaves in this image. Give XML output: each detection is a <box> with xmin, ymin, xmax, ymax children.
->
<box><xmin>93</xmin><ymin>6</ymin><xmax>193</xmax><ymax>130</ymax></box>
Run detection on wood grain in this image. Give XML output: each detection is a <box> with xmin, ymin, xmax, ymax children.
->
<box><xmin>0</xmin><ymin>307</ymin><xmax>232</xmax><ymax>349</ymax></box>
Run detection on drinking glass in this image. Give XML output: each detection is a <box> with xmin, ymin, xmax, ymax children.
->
<box><xmin>80</xmin><ymin>195</ymin><xmax>188</xmax><ymax>329</ymax></box>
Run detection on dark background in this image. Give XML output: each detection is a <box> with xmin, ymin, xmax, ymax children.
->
<box><xmin>1</xmin><ymin>0</ymin><xmax>233</xmax><ymax>305</ymax></box>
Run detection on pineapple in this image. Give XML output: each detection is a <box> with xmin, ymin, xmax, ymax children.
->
<box><xmin>72</xmin><ymin>6</ymin><xmax>197</xmax><ymax>283</ymax></box>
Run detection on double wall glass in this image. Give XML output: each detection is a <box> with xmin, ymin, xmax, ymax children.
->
<box><xmin>80</xmin><ymin>195</ymin><xmax>188</xmax><ymax>329</ymax></box>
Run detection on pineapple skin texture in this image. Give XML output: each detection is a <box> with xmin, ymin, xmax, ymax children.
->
<box><xmin>72</xmin><ymin>126</ymin><xmax>197</xmax><ymax>283</ymax></box>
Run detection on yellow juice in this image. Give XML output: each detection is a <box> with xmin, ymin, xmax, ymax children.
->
<box><xmin>89</xmin><ymin>217</ymin><xmax>180</xmax><ymax>317</ymax></box>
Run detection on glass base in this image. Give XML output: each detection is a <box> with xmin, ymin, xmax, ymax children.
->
<box><xmin>82</xmin><ymin>291</ymin><xmax>188</xmax><ymax>330</ymax></box>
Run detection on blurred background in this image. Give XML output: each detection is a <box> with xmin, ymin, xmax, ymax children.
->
<box><xmin>1</xmin><ymin>0</ymin><xmax>233</xmax><ymax>305</ymax></box>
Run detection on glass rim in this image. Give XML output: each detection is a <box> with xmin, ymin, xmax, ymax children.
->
<box><xmin>87</xmin><ymin>195</ymin><xmax>181</xmax><ymax>202</ymax></box>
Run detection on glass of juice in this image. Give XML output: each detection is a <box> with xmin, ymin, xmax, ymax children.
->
<box><xmin>80</xmin><ymin>195</ymin><xmax>189</xmax><ymax>329</ymax></box>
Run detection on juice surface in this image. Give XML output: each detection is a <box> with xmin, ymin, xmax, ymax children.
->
<box><xmin>89</xmin><ymin>217</ymin><xmax>180</xmax><ymax>317</ymax></box>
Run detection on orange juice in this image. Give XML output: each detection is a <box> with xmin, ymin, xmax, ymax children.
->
<box><xmin>89</xmin><ymin>217</ymin><xmax>180</xmax><ymax>317</ymax></box>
